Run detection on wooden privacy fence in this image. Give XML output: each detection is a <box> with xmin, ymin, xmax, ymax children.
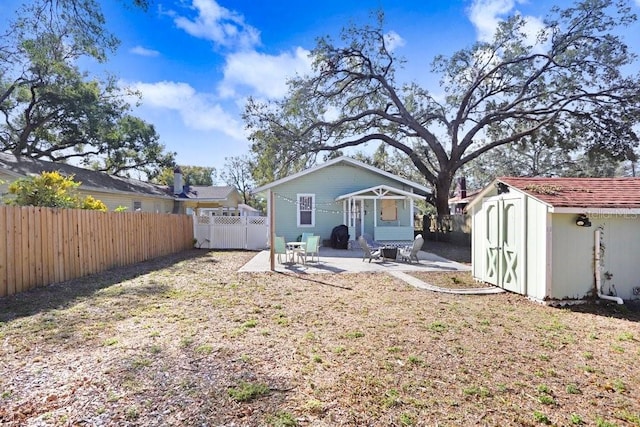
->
<box><xmin>423</xmin><ymin>214</ymin><xmax>472</xmax><ymax>245</ymax></box>
<box><xmin>0</xmin><ymin>206</ymin><xmax>194</xmax><ymax>297</ymax></box>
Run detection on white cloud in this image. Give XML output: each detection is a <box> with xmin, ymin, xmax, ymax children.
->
<box><xmin>125</xmin><ymin>80</ymin><xmax>246</xmax><ymax>140</ymax></box>
<box><xmin>384</xmin><ymin>31</ymin><xmax>405</xmax><ymax>52</ymax></box>
<box><xmin>218</xmin><ymin>47</ymin><xmax>312</xmax><ymax>99</ymax></box>
<box><xmin>130</xmin><ymin>46</ymin><xmax>160</xmax><ymax>57</ymax></box>
<box><xmin>467</xmin><ymin>0</ymin><xmax>544</xmax><ymax>46</ymax></box>
<box><xmin>172</xmin><ymin>0</ymin><xmax>260</xmax><ymax>50</ymax></box>
<box><xmin>468</xmin><ymin>0</ymin><xmax>515</xmax><ymax>42</ymax></box>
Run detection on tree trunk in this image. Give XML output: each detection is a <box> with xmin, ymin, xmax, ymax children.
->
<box><xmin>433</xmin><ymin>174</ymin><xmax>454</xmax><ymax>240</ymax></box>
<box><xmin>433</xmin><ymin>175</ymin><xmax>453</xmax><ymax>218</ymax></box>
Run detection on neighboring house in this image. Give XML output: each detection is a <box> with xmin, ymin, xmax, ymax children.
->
<box><xmin>448</xmin><ymin>177</ymin><xmax>481</xmax><ymax>214</ymax></box>
<box><xmin>0</xmin><ymin>153</ymin><xmax>243</xmax><ymax>215</ymax></box>
<box><xmin>0</xmin><ymin>152</ymin><xmax>175</xmax><ymax>213</ymax></box>
<box><xmin>195</xmin><ymin>203</ymin><xmax>260</xmax><ymax>217</ymax></box>
<box><xmin>468</xmin><ymin>176</ymin><xmax>640</xmax><ymax>304</ymax></box>
<box><xmin>171</xmin><ymin>167</ymin><xmax>243</xmax><ymax>216</ymax></box>
<box><xmin>252</xmin><ymin>156</ymin><xmax>431</xmax><ymax>245</ymax></box>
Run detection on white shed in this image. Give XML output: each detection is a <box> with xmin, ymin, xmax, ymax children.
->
<box><xmin>467</xmin><ymin>177</ymin><xmax>640</xmax><ymax>304</ymax></box>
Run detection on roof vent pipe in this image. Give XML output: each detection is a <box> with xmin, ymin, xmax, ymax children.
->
<box><xmin>594</xmin><ymin>228</ymin><xmax>623</xmax><ymax>305</ymax></box>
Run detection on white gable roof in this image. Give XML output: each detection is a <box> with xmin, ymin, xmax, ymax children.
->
<box><xmin>336</xmin><ymin>184</ymin><xmax>425</xmax><ymax>201</ymax></box>
<box><xmin>252</xmin><ymin>156</ymin><xmax>431</xmax><ymax>195</ymax></box>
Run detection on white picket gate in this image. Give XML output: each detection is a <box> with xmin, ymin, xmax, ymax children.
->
<box><xmin>194</xmin><ymin>216</ymin><xmax>268</xmax><ymax>250</ymax></box>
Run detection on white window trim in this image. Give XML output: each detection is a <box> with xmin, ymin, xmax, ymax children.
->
<box><xmin>297</xmin><ymin>193</ymin><xmax>315</xmax><ymax>227</ymax></box>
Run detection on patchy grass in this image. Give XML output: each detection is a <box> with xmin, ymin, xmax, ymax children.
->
<box><xmin>407</xmin><ymin>270</ymin><xmax>489</xmax><ymax>289</ymax></box>
<box><xmin>0</xmin><ymin>249</ymin><xmax>639</xmax><ymax>426</ymax></box>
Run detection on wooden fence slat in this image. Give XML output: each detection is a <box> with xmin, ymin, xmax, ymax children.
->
<box><xmin>84</xmin><ymin>209</ymin><xmax>92</xmax><ymax>275</ymax></box>
<box><xmin>106</xmin><ymin>212</ymin><xmax>112</xmax><ymax>268</ymax></box>
<box><xmin>94</xmin><ymin>211</ymin><xmax>100</xmax><ymax>271</ymax></box>
<box><xmin>41</xmin><ymin>208</ymin><xmax>51</xmax><ymax>286</ymax></box>
<box><xmin>26</xmin><ymin>207</ymin><xmax>35</xmax><ymax>289</ymax></box>
<box><xmin>60</xmin><ymin>208</ymin><xmax>69</xmax><ymax>282</ymax></box>
<box><xmin>84</xmin><ymin>210</ymin><xmax>92</xmax><ymax>275</ymax></box>
<box><xmin>13</xmin><ymin>207</ymin><xmax>23</xmax><ymax>295</ymax></box>
<box><xmin>87</xmin><ymin>209</ymin><xmax>94</xmax><ymax>274</ymax></box>
<box><xmin>70</xmin><ymin>209</ymin><xmax>79</xmax><ymax>279</ymax></box>
<box><xmin>33</xmin><ymin>207</ymin><xmax>43</xmax><ymax>287</ymax></box>
<box><xmin>6</xmin><ymin>207</ymin><xmax>15</xmax><ymax>296</ymax></box>
<box><xmin>0</xmin><ymin>207</ymin><xmax>7</xmax><ymax>297</ymax></box>
<box><xmin>97</xmin><ymin>211</ymin><xmax>104</xmax><ymax>272</ymax></box>
<box><xmin>57</xmin><ymin>208</ymin><xmax>65</xmax><ymax>283</ymax></box>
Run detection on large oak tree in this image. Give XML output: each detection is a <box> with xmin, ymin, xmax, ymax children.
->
<box><xmin>244</xmin><ymin>0</ymin><xmax>640</xmax><ymax>215</ymax></box>
<box><xmin>0</xmin><ymin>0</ymin><xmax>175</xmax><ymax>178</ymax></box>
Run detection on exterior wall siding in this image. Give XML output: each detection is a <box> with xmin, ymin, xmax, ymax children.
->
<box><xmin>550</xmin><ymin>213</ymin><xmax>600</xmax><ymax>300</ymax></box>
<box><xmin>270</xmin><ymin>164</ymin><xmax>418</xmax><ymax>242</ymax></box>
<box><xmin>550</xmin><ymin>214</ymin><xmax>640</xmax><ymax>301</ymax></box>
<box><xmin>77</xmin><ymin>190</ymin><xmax>174</xmax><ymax>213</ymax></box>
<box><xmin>600</xmin><ymin>216</ymin><xmax>640</xmax><ymax>301</ymax></box>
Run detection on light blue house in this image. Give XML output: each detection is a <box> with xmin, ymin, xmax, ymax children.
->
<box><xmin>253</xmin><ymin>156</ymin><xmax>431</xmax><ymax>246</ymax></box>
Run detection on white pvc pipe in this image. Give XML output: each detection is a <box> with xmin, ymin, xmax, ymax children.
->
<box><xmin>594</xmin><ymin>228</ymin><xmax>624</xmax><ymax>305</ymax></box>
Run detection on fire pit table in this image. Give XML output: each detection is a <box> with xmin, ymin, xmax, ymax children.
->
<box><xmin>380</xmin><ymin>247</ymin><xmax>398</xmax><ymax>261</ymax></box>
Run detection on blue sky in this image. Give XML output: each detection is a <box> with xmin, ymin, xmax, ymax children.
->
<box><xmin>3</xmin><ymin>0</ymin><xmax>640</xmax><ymax>179</ymax></box>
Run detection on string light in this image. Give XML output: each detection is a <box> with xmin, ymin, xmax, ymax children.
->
<box><xmin>273</xmin><ymin>192</ymin><xmax>344</xmax><ymax>214</ymax></box>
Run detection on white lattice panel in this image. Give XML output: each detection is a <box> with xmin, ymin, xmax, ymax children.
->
<box><xmin>194</xmin><ymin>216</ymin><xmax>268</xmax><ymax>249</ymax></box>
<box><xmin>197</xmin><ymin>215</ymin><xmax>211</xmax><ymax>224</ymax></box>
<box><xmin>247</xmin><ymin>216</ymin><xmax>267</xmax><ymax>226</ymax></box>
<box><xmin>212</xmin><ymin>216</ymin><xmax>243</xmax><ymax>225</ymax></box>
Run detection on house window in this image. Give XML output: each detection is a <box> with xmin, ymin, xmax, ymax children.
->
<box><xmin>297</xmin><ymin>194</ymin><xmax>315</xmax><ymax>227</ymax></box>
<box><xmin>133</xmin><ymin>201</ymin><xmax>142</xmax><ymax>211</ymax></box>
<box><xmin>381</xmin><ymin>199</ymin><xmax>397</xmax><ymax>221</ymax></box>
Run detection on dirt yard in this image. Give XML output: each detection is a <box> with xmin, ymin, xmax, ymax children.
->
<box><xmin>1</xmin><ymin>249</ymin><xmax>639</xmax><ymax>426</ymax></box>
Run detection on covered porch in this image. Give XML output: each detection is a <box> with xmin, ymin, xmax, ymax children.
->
<box><xmin>336</xmin><ymin>185</ymin><xmax>424</xmax><ymax>246</ymax></box>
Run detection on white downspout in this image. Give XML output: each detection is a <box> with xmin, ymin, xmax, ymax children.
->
<box><xmin>594</xmin><ymin>228</ymin><xmax>623</xmax><ymax>305</ymax></box>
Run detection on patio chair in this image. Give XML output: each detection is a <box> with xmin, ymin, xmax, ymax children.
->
<box><xmin>399</xmin><ymin>234</ymin><xmax>424</xmax><ymax>263</ymax></box>
<box><xmin>295</xmin><ymin>235</ymin><xmax>320</xmax><ymax>264</ymax></box>
<box><xmin>273</xmin><ymin>236</ymin><xmax>289</xmax><ymax>264</ymax></box>
<box><xmin>358</xmin><ymin>236</ymin><xmax>381</xmax><ymax>263</ymax></box>
<box><xmin>300</xmin><ymin>232</ymin><xmax>314</xmax><ymax>244</ymax></box>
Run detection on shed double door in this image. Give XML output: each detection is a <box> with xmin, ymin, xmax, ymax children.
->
<box><xmin>484</xmin><ymin>196</ymin><xmax>522</xmax><ymax>293</ymax></box>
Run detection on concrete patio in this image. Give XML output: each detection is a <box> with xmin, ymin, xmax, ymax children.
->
<box><xmin>239</xmin><ymin>246</ymin><xmax>471</xmax><ymax>274</ymax></box>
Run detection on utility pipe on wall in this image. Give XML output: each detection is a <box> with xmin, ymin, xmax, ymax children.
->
<box><xmin>594</xmin><ymin>228</ymin><xmax>623</xmax><ymax>305</ymax></box>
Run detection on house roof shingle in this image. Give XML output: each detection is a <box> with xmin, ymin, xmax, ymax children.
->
<box><xmin>0</xmin><ymin>152</ymin><xmax>173</xmax><ymax>198</ymax></box>
<box><xmin>252</xmin><ymin>156</ymin><xmax>431</xmax><ymax>197</ymax></box>
<box><xmin>175</xmin><ymin>185</ymin><xmax>237</xmax><ymax>200</ymax></box>
<box><xmin>498</xmin><ymin>177</ymin><xmax>640</xmax><ymax>209</ymax></box>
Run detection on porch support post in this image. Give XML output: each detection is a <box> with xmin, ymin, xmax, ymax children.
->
<box><xmin>359</xmin><ymin>199</ymin><xmax>364</xmax><ymax>237</ymax></box>
<box><xmin>373</xmin><ymin>197</ymin><xmax>378</xmax><ymax>230</ymax></box>
<box><xmin>410</xmin><ymin>198</ymin><xmax>414</xmax><ymax>230</ymax></box>
<box><xmin>350</xmin><ymin>198</ymin><xmax>354</xmax><ymax>227</ymax></box>
<box><xmin>343</xmin><ymin>200</ymin><xmax>346</xmax><ymax>225</ymax></box>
